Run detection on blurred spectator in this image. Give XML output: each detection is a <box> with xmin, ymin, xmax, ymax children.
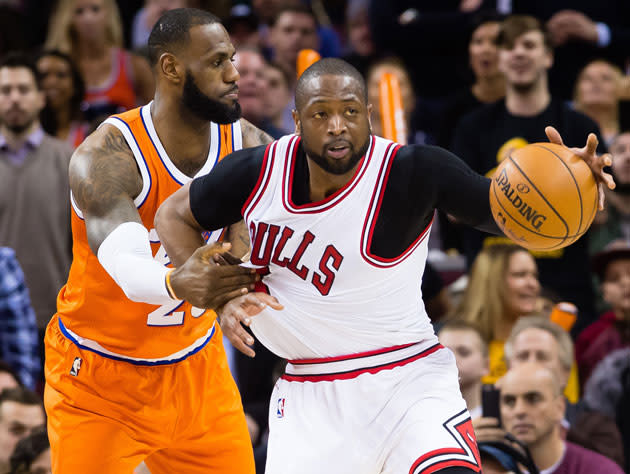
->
<box><xmin>438</xmin><ymin>11</ymin><xmax>505</xmax><ymax>150</ymax></box>
<box><xmin>341</xmin><ymin>0</ymin><xmax>377</xmax><ymax>78</ymax></box>
<box><xmin>264</xmin><ymin>61</ymin><xmax>292</xmax><ymax>134</ymax></box>
<box><xmin>131</xmin><ymin>0</ymin><xmax>187</xmax><ymax>51</ymax></box>
<box><xmin>583</xmin><ymin>347</ymin><xmax>630</xmax><ymax>473</ymax></box>
<box><xmin>0</xmin><ymin>362</ymin><xmax>21</xmax><ymax>392</ymax></box>
<box><xmin>9</xmin><ymin>425</ymin><xmax>49</xmax><ymax>474</ymax></box>
<box><xmin>234</xmin><ymin>48</ymin><xmax>283</xmax><ymax>139</ymax></box>
<box><xmin>36</xmin><ymin>50</ymin><xmax>88</xmax><ymax>149</ymax></box>
<box><xmin>499</xmin><ymin>364</ymin><xmax>624</xmax><ymax>473</ymax></box>
<box><xmin>366</xmin><ymin>57</ymin><xmax>428</xmax><ymax>144</ymax></box>
<box><xmin>421</xmin><ymin>261</ymin><xmax>452</xmax><ymax>321</ymax></box>
<box><xmin>369</xmin><ymin>0</ymin><xmax>488</xmax><ymax>101</ymax></box>
<box><xmin>573</xmin><ymin>60</ymin><xmax>623</xmax><ymax>147</ymax></box>
<box><xmin>576</xmin><ymin>240</ymin><xmax>630</xmax><ymax>385</ymax></box>
<box><xmin>504</xmin><ymin>316</ymin><xmax>624</xmax><ymax>465</ymax></box>
<box><xmin>45</xmin><ymin>0</ymin><xmax>154</xmax><ymax>120</ymax></box>
<box><xmin>0</xmin><ymin>249</ymin><xmax>38</xmax><ymax>391</ymax></box>
<box><xmin>0</xmin><ymin>53</ymin><xmax>72</xmax><ymax>380</ymax></box>
<box><xmin>0</xmin><ymin>387</ymin><xmax>45</xmax><ymax>474</ymax></box>
<box><xmin>451</xmin><ymin>16</ymin><xmax>601</xmax><ymax>330</ymax></box>
<box><xmin>225</xmin><ymin>3</ymin><xmax>261</xmax><ymax>49</ymax></box>
<box><xmin>456</xmin><ymin>244</ymin><xmax>540</xmax><ymax>385</ymax></box>
<box><xmin>590</xmin><ymin>132</ymin><xmax>630</xmax><ymax>253</ymax></box>
<box><xmin>437</xmin><ymin>12</ymin><xmax>505</xmax><ymax>253</ymax></box>
<box><xmin>507</xmin><ymin>1</ymin><xmax>630</xmax><ymax>101</ymax></box>
<box><xmin>504</xmin><ymin>316</ymin><xmax>576</xmax><ymax>402</ymax></box>
<box><xmin>268</xmin><ymin>4</ymin><xmax>319</xmax><ymax>89</ymax></box>
<box><xmin>438</xmin><ymin>320</ymin><xmax>489</xmax><ymax>417</ymax></box>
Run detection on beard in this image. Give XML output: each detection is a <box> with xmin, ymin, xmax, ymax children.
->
<box><xmin>302</xmin><ymin>133</ymin><xmax>371</xmax><ymax>175</ymax></box>
<box><xmin>181</xmin><ymin>70</ymin><xmax>241</xmax><ymax>124</ymax></box>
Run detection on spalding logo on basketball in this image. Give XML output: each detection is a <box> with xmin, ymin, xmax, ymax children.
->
<box><xmin>489</xmin><ymin>142</ymin><xmax>598</xmax><ymax>251</ymax></box>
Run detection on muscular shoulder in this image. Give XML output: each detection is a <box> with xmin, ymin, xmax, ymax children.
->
<box><xmin>69</xmin><ymin>124</ymin><xmax>143</xmax><ymax>211</ymax></box>
<box><xmin>240</xmin><ymin>118</ymin><xmax>275</xmax><ymax>148</ymax></box>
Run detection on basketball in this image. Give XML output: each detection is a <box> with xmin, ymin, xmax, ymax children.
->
<box><xmin>489</xmin><ymin>142</ymin><xmax>598</xmax><ymax>251</ymax></box>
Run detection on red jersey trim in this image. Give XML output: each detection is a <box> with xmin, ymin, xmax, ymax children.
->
<box><xmin>289</xmin><ymin>341</ymin><xmax>417</xmax><ymax>365</ymax></box>
<box><xmin>360</xmin><ymin>143</ymin><xmax>432</xmax><ymax>268</ymax></box>
<box><xmin>242</xmin><ymin>141</ymin><xmax>276</xmax><ymax>220</ymax></box>
<box><xmin>281</xmin><ymin>135</ymin><xmax>375</xmax><ymax>214</ymax></box>
<box><xmin>281</xmin><ymin>344</ymin><xmax>443</xmax><ymax>382</ymax></box>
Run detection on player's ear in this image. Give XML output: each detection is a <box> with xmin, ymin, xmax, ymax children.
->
<box><xmin>159</xmin><ymin>53</ymin><xmax>183</xmax><ymax>84</ymax></box>
<box><xmin>292</xmin><ymin>109</ymin><xmax>301</xmax><ymax>135</ymax></box>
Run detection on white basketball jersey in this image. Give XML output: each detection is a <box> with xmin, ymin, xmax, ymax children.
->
<box><xmin>244</xmin><ymin>134</ymin><xmax>438</xmax><ymax>359</ymax></box>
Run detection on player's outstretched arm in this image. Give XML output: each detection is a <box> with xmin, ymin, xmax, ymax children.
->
<box><xmin>545</xmin><ymin>126</ymin><xmax>615</xmax><ymax>210</ymax></box>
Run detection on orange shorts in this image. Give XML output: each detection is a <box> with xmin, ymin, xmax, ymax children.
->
<box><xmin>44</xmin><ymin>315</ymin><xmax>255</xmax><ymax>474</ymax></box>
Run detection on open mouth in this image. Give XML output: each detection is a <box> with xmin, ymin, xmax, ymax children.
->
<box><xmin>326</xmin><ymin>144</ymin><xmax>350</xmax><ymax>159</ymax></box>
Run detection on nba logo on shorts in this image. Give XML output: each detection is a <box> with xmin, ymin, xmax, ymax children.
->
<box><xmin>276</xmin><ymin>398</ymin><xmax>285</xmax><ymax>418</ymax></box>
<box><xmin>70</xmin><ymin>357</ymin><xmax>82</xmax><ymax>376</ymax></box>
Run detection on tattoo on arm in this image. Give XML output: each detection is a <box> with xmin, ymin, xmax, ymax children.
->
<box><xmin>70</xmin><ymin>126</ymin><xmax>144</xmax><ymax>251</ymax></box>
<box><xmin>71</xmin><ymin>128</ymin><xmax>142</xmax><ymax>216</ymax></box>
<box><xmin>241</xmin><ymin>119</ymin><xmax>274</xmax><ymax>147</ymax></box>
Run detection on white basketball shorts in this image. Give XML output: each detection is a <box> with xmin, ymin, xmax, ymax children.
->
<box><xmin>265</xmin><ymin>342</ymin><xmax>481</xmax><ymax>474</ymax></box>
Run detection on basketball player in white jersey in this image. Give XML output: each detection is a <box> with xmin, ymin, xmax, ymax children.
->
<box><xmin>155</xmin><ymin>59</ymin><xmax>612</xmax><ymax>474</ymax></box>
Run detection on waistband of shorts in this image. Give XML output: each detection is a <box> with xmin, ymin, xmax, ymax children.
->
<box><xmin>281</xmin><ymin>341</ymin><xmax>444</xmax><ymax>382</ymax></box>
<box><xmin>57</xmin><ymin>317</ymin><xmax>216</xmax><ymax>366</ymax></box>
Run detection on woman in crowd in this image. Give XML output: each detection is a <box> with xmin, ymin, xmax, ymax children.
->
<box><xmin>45</xmin><ymin>0</ymin><xmax>154</xmax><ymax>120</ymax></box>
<box><xmin>456</xmin><ymin>244</ymin><xmax>540</xmax><ymax>383</ymax></box>
<box><xmin>574</xmin><ymin>59</ymin><xmax>624</xmax><ymax>147</ymax></box>
<box><xmin>36</xmin><ymin>50</ymin><xmax>88</xmax><ymax>148</ymax></box>
<box><xmin>438</xmin><ymin>12</ymin><xmax>505</xmax><ymax>150</ymax></box>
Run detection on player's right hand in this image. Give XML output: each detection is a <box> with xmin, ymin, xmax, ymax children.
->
<box><xmin>170</xmin><ymin>243</ymin><xmax>259</xmax><ymax>309</ymax></box>
<box><xmin>218</xmin><ymin>292</ymin><xmax>283</xmax><ymax>357</ymax></box>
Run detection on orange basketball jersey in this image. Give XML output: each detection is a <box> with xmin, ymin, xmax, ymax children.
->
<box><xmin>56</xmin><ymin>104</ymin><xmax>242</xmax><ymax>363</ymax></box>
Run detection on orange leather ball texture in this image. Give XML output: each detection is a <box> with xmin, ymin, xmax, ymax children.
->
<box><xmin>489</xmin><ymin>143</ymin><xmax>598</xmax><ymax>251</ymax></box>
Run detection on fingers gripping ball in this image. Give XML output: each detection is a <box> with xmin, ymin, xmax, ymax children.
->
<box><xmin>489</xmin><ymin>143</ymin><xmax>598</xmax><ymax>251</ymax></box>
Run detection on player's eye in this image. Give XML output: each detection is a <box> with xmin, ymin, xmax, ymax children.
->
<box><xmin>313</xmin><ymin>112</ymin><xmax>326</xmax><ymax>119</ymax></box>
<box><xmin>345</xmin><ymin>108</ymin><xmax>357</xmax><ymax>116</ymax></box>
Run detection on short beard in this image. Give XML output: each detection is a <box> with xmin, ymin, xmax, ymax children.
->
<box><xmin>6</xmin><ymin>121</ymin><xmax>33</xmax><ymax>135</ymax></box>
<box><xmin>181</xmin><ymin>70</ymin><xmax>241</xmax><ymax>124</ymax></box>
<box><xmin>302</xmin><ymin>134</ymin><xmax>371</xmax><ymax>175</ymax></box>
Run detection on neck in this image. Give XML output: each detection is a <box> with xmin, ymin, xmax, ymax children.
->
<box><xmin>494</xmin><ymin>315</ymin><xmax>517</xmax><ymax>341</ymax></box>
<box><xmin>306</xmin><ymin>157</ymin><xmax>359</xmax><ymax>203</ymax></box>
<box><xmin>505</xmin><ymin>78</ymin><xmax>551</xmax><ymax>116</ymax></box>
<box><xmin>460</xmin><ymin>382</ymin><xmax>482</xmax><ymax>413</ymax></box>
<box><xmin>1</xmin><ymin>120</ymin><xmax>39</xmax><ymax>148</ymax></box>
<box><xmin>54</xmin><ymin>106</ymin><xmax>72</xmax><ymax>138</ymax></box>
<box><xmin>581</xmin><ymin>104</ymin><xmax>619</xmax><ymax>138</ymax></box>
<box><xmin>472</xmin><ymin>74</ymin><xmax>506</xmax><ymax>103</ymax></box>
<box><xmin>150</xmin><ymin>94</ymin><xmax>213</xmax><ymax>177</ymax></box>
<box><xmin>76</xmin><ymin>37</ymin><xmax>109</xmax><ymax>58</ymax></box>
<box><xmin>529</xmin><ymin>432</ymin><xmax>565</xmax><ymax>471</ymax></box>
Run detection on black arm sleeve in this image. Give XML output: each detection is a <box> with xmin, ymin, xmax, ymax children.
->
<box><xmin>420</xmin><ymin>145</ymin><xmax>501</xmax><ymax>235</ymax></box>
<box><xmin>189</xmin><ymin>145</ymin><xmax>267</xmax><ymax>231</ymax></box>
<box><xmin>370</xmin><ymin>145</ymin><xmax>501</xmax><ymax>259</ymax></box>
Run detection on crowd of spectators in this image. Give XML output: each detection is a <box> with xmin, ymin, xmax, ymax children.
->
<box><xmin>1</xmin><ymin>0</ymin><xmax>630</xmax><ymax>472</ymax></box>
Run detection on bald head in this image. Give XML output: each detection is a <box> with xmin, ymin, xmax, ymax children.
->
<box><xmin>499</xmin><ymin>364</ymin><xmax>564</xmax><ymax>447</ymax></box>
<box><xmin>295</xmin><ymin>58</ymin><xmax>367</xmax><ymax>112</ymax></box>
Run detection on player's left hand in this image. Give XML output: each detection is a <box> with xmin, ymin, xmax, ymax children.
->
<box><xmin>217</xmin><ymin>292</ymin><xmax>283</xmax><ymax>357</ymax></box>
<box><xmin>545</xmin><ymin>126</ymin><xmax>615</xmax><ymax>210</ymax></box>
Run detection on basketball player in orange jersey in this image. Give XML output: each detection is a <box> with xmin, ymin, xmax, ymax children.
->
<box><xmin>44</xmin><ymin>8</ymin><xmax>281</xmax><ymax>473</ymax></box>
<box><xmin>156</xmin><ymin>59</ymin><xmax>614</xmax><ymax>474</ymax></box>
